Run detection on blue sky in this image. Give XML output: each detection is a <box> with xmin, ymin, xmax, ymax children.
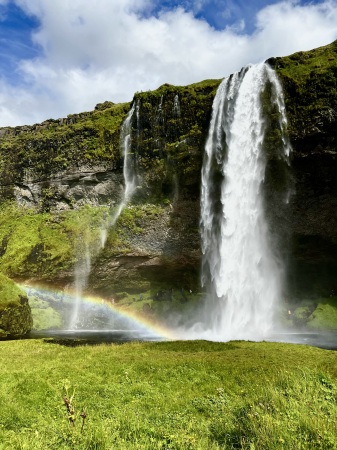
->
<box><xmin>150</xmin><ymin>0</ymin><xmax>283</xmax><ymax>31</ymax></box>
<box><xmin>0</xmin><ymin>0</ymin><xmax>336</xmax><ymax>126</ymax></box>
<box><xmin>0</xmin><ymin>2</ymin><xmax>39</xmax><ymax>83</ymax></box>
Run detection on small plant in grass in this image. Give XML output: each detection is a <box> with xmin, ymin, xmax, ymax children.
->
<box><xmin>62</xmin><ymin>381</ymin><xmax>87</xmax><ymax>432</ymax></box>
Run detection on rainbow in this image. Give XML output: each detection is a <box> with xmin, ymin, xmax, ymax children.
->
<box><xmin>19</xmin><ymin>282</ymin><xmax>176</xmax><ymax>340</ymax></box>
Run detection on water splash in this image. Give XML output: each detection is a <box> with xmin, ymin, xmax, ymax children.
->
<box><xmin>198</xmin><ymin>63</ymin><xmax>291</xmax><ymax>341</ymax></box>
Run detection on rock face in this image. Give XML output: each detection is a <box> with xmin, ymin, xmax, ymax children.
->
<box><xmin>13</xmin><ymin>167</ymin><xmax>124</xmax><ymax>212</ymax></box>
<box><xmin>0</xmin><ymin>273</ymin><xmax>33</xmax><ymax>337</ymax></box>
<box><xmin>89</xmin><ymin>80</ymin><xmax>220</xmax><ymax>295</ymax></box>
<box><xmin>0</xmin><ymin>42</ymin><xmax>336</xmax><ymax>300</ymax></box>
<box><xmin>0</xmin><ymin>103</ymin><xmax>129</xmax><ymax>210</ymax></box>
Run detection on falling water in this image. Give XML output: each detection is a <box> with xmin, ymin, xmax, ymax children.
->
<box><xmin>97</xmin><ymin>101</ymin><xmax>138</xmax><ymax>252</ymax></box>
<box><xmin>70</xmin><ymin>102</ymin><xmax>137</xmax><ymax>328</ymax></box>
<box><xmin>173</xmin><ymin>94</ymin><xmax>181</xmax><ymax>117</ymax></box>
<box><xmin>109</xmin><ymin>101</ymin><xmax>137</xmax><ymax>224</ymax></box>
<box><xmin>199</xmin><ymin>63</ymin><xmax>291</xmax><ymax>341</ymax></box>
<box><xmin>70</xmin><ymin>241</ymin><xmax>91</xmax><ymax>329</ymax></box>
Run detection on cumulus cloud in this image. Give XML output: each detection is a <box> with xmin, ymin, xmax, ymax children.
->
<box><xmin>1</xmin><ymin>0</ymin><xmax>337</xmax><ymax>126</ymax></box>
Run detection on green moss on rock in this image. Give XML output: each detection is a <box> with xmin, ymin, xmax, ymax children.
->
<box><xmin>0</xmin><ymin>272</ymin><xmax>33</xmax><ymax>337</ymax></box>
<box><xmin>130</xmin><ymin>79</ymin><xmax>221</xmax><ymax>202</ymax></box>
<box><xmin>0</xmin><ymin>102</ymin><xmax>130</xmax><ymax>200</ymax></box>
<box><xmin>0</xmin><ymin>202</ymin><xmax>109</xmax><ymax>281</ymax></box>
<box><xmin>269</xmin><ymin>40</ymin><xmax>337</xmax><ymax>150</ymax></box>
<box><xmin>307</xmin><ymin>297</ymin><xmax>337</xmax><ymax>330</ymax></box>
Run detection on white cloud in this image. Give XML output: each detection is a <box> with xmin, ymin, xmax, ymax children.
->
<box><xmin>253</xmin><ymin>1</ymin><xmax>337</xmax><ymax>56</ymax></box>
<box><xmin>1</xmin><ymin>0</ymin><xmax>337</xmax><ymax>126</ymax></box>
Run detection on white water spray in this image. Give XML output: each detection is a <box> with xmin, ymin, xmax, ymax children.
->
<box><xmin>198</xmin><ymin>63</ymin><xmax>291</xmax><ymax>341</ymax></box>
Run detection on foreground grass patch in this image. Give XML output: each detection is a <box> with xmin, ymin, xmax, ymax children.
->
<box><xmin>0</xmin><ymin>340</ymin><xmax>336</xmax><ymax>449</ymax></box>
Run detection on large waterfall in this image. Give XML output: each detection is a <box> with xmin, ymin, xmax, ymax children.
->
<box><xmin>199</xmin><ymin>63</ymin><xmax>291</xmax><ymax>341</ymax></box>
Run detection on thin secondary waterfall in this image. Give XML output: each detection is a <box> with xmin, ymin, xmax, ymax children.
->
<box><xmin>70</xmin><ymin>241</ymin><xmax>91</xmax><ymax>329</ymax></box>
<box><xmin>108</xmin><ymin>101</ymin><xmax>137</xmax><ymax>227</ymax></box>
<box><xmin>70</xmin><ymin>102</ymin><xmax>137</xmax><ymax>329</ymax></box>
<box><xmin>199</xmin><ymin>63</ymin><xmax>291</xmax><ymax>341</ymax></box>
<box><xmin>173</xmin><ymin>94</ymin><xmax>181</xmax><ymax>117</ymax></box>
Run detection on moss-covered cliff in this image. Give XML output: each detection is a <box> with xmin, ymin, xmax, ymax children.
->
<box><xmin>0</xmin><ymin>79</ymin><xmax>220</xmax><ymax>297</ymax></box>
<box><xmin>0</xmin><ymin>41</ymin><xmax>336</xmax><ymax>304</ymax></box>
<box><xmin>0</xmin><ymin>101</ymin><xmax>129</xmax><ymax>210</ymax></box>
<box><xmin>269</xmin><ymin>40</ymin><xmax>337</xmax><ymax>297</ymax></box>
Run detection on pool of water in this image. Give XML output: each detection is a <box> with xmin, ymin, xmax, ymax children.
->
<box><xmin>29</xmin><ymin>329</ymin><xmax>166</xmax><ymax>345</ymax></box>
<box><xmin>28</xmin><ymin>329</ymin><xmax>337</xmax><ymax>349</ymax></box>
<box><xmin>267</xmin><ymin>331</ymin><xmax>337</xmax><ymax>350</ymax></box>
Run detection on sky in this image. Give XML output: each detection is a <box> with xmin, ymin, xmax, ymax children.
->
<box><xmin>0</xmin><ymin>0</ymin><xmax>336</xmax><ymax>127</ymax></box>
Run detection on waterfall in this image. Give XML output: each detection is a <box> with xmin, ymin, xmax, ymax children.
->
<box><xmin>199</xmin><ymin>63</ymin><xmax>291</xmax><ymax>341</ymax></box>
<box><xmin>70</xmin><ymin>102</ymin><xmax>137</xmax><ymax>329</ymax></box>
<box><xmin>107</xmin><ymin>102</ymin><xmax>137</xmax><ymax>227</ymax></box>
<box><xmin>70</xmin><ymin>241</ymin><xmax>91</xmax><ymax>329</ymax></box>
<box><xmin>173</xmin><ymin>94</ymin><xmax>181</xmax><ymax>117</ymax></box>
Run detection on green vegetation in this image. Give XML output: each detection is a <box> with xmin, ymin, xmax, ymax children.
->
<box><xmin>271</xmin><ymin>40</ymin><xmax>337</xmax><ymax>144</ymax></box>
<box><xmin>103</xmin><ymin>203</ymin><xmax>168</xmax><ymax>251</ymax></box>
<box><xmin>0</xmin><ymin>202</ymin><xmax>109</xmax><ymax>279</ymax></box>
<box><xmin>0</xmin><ymin>199</ymin><xmax>196</xmax><ymax>294</ymax></box>
<box><xmin>0</xmin><ymin>272</ymin><xmax>24</xmax><ymax>307</ymax></box>
<box><xmin>0</xmin><ymin>102</ymin><xmax>130</xmax><ymax>205</ymax></box>
<box><xmin>273</xmin><ymin>40</ymin><xmax>337</xmax><ymax>85</ymax></box>
<box><xmin>280</xmin><ymin>296</ymin><xmax>337</xmax><ymax>331</ymax></box>
<box><xmin>0</xmin><ymin>339</ymin><xmax>336</xmax><ymax>449</ymax></box>
<box><xmin>307</xmin><ymin>297</ymin><xmax>337</xmax><ymax>330</ymax></box>
<box><xmin>0</xmin><ymin>273</ymin><xmax>32</xmax><ymax>337</ymax></box>
<box><xmin>133</xmin><ymin>79</ymin><xmax>221</xmax><ymax>200</ymax></box>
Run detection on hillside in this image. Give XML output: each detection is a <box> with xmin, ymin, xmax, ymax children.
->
<box><xmin>0</xmin><ymin>41</ymin><xmax>336</xmax><ymax>324</ymax></box>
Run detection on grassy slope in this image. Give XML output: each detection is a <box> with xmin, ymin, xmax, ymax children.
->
<box><xmin>275</xmin><ymin>40</ymin><xmax>337</xmax><ymax>82</ymax></box>
<box><xmin>0</xmin><ymin>202</ymin><xmax>110</xmax><ymax>279</ymax></box>
<box><xmin>0</xmin><ymin>339</ymin><xmax>336</xmax><ymax>449</ymax></box>
<box><xmin>272</xmin><ymin>39</ymin><xmax>337</xmax><ymax>140</ymax></box>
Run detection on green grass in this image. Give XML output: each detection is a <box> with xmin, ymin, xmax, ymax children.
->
<box><xmin>274</xmin><ymin>40</ymin><xmax>337</xmax><ymax>84</ymax></box>
<box><xmin>0</xmin><ymin>202</ymin><xmax>109</xmax><ymax>279</ymax></box>
<box><xmin>285</xmin><ymin>297</ymin><xmax>337</xmax><ymax>331</ymax></box>
<box><xmin>307</xmin><ymin>297</ymin><xmax>337</xmax><ymax>330</ymax></box>
<box><xmin>0</xmin><ymin>339</ymin><xmax>336</xmax><ymax>449</ymax></box>
<box><xmin>272</xmin><ymin>39</ymin><xmax>337</xmax><ymax>140</ymax></box>
<box><xmin>0</xmin><ymin>273</ymin><xmax>25</xmax><ymax>308</ymax></box>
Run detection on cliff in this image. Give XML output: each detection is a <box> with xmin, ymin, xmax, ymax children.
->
<box><xmin>269</xmin><ymin>40</ymin><xmax>337</xmax><ymax>296</ymax></box>
<box><xmin>0</xmin><ymin>41</ymin><xmax>336</xmax><ymax>303</ymax></box>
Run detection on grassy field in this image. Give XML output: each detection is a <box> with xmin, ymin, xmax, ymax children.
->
<box><xmin>0</xmin><ymin>339</ymin><xmax>336</xmax><ymax>449</ymax></box>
